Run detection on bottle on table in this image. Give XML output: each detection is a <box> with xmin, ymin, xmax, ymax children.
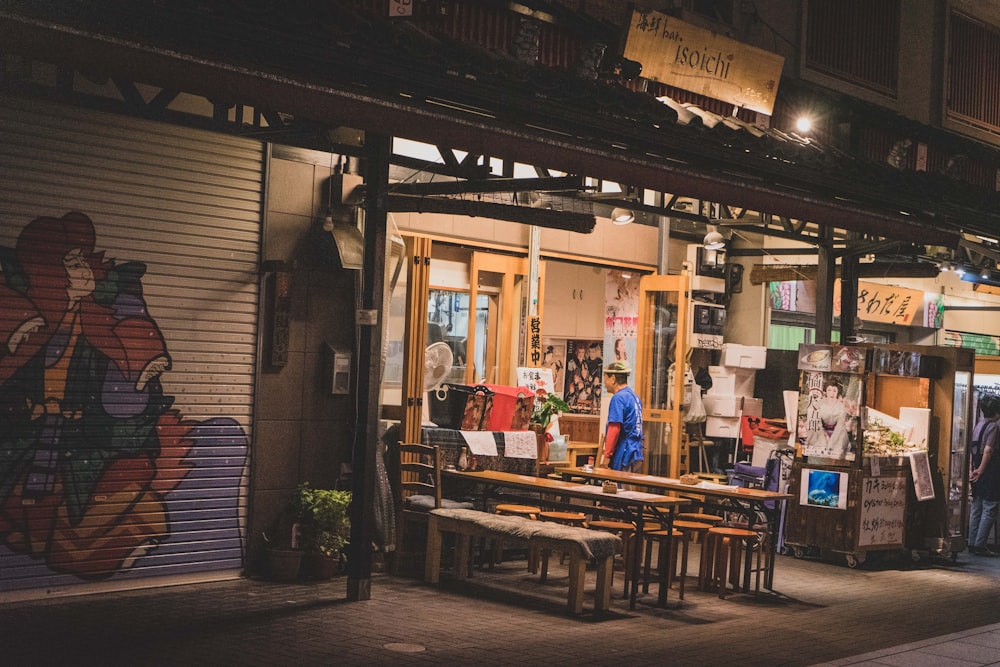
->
<box><xmin>458</xmin><ymin>446</ymin><xmax>469</xmax><ymax>471</ymax></box>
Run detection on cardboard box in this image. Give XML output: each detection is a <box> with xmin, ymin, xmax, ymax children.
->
<box><xmin>706</xmin><ymin>366</ymin><xmax>755</xmax><ymax>397</ymax></box>
<box><xmin>706</xmin><ymin>415</ymin><xmax>741</xmax><ymax>439</ymax></box>
<box><xmin>742</xmin><ymin>397</ymin><xmax>763</xmax><ymax>418</ymax></box>
<box><xmin>702</xmin><ymin>394</ymin><xmax>742</xmax><ymax>417</ymax></box>
<box><xmin>720</xmin><ymin>343</ymin><xmax>767</xmax><ymax>369</ymax></box>
<box><xmin>751</xmin><ymin>437</ymin><xmax>794</xmax><ymax>468</ymax></box>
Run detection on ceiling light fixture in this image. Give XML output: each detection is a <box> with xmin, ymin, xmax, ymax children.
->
<box><xmin>703</xmin><ymin>224</ymin><xmax>726</xmax><ymax>250</ymax></box>
<box><xmin>611</xmin><ymin>207</ymin><xmax>635</xmax><ymax>225</ymax></box>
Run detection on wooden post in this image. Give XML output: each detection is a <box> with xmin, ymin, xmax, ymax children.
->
<box><xmin>347</xmin><ymin>133</ymin><xmax>391</xmax><ymax>602</ymax></box>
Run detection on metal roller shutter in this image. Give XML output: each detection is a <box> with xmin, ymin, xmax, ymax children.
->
<box><xmin>0</xmin><ymin>94</ymin><xmax>262</xmax><ymax>598</ymax></box>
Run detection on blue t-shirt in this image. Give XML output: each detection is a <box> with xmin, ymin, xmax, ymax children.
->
<box><xmin>607</xmin><ymin>385</ymin><xmax>644</xmax><ymax>470</ymax></box>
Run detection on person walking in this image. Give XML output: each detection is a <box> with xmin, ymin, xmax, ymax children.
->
<box><xmin>600</xmin><ymin>361</ymin><xmax>644</xmax><ymax>472</ymax></box>
<box><xmin>969</xmin><ymin>395</ymin><xmax>1000</xmax><ymax>556</ymax></box>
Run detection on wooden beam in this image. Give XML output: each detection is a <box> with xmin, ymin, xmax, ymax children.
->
<box><xmin>749</xmin><ymin>262</ymin><xmax>940</xmax><ymax>285</ymax></box>
<box><xmin>382</xmin><ymin>193</ymin><xmax>596</xmax><ymax>233</ymax></box>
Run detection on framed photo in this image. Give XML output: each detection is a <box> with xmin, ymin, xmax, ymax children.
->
<box><xmin>799</xmin><ymin>468</ymin><xmax>849</xmax><ymax>510</ymax></box>
<box><xmin>909</xmin><ymin>450</ymin><xmax>935</xmax><ymax>501</ymax></box>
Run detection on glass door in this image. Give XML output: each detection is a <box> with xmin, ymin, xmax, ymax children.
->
<box><xmin>634</xmin><ymin>274</ymin><xmax>689</xmax><ymax>477</ymax></box>
<box><xmin>467</xmin><ymin>252</ymin><xmax>532</xmax><ymax>386</ymax></box>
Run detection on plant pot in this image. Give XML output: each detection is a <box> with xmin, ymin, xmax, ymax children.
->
<box><xmin>304</xmin><ymin>552</ymin><xmax>341</xmax><ymax>580</ymax></box>
<box><xmin>267</xmin><ymin>548</ymin><xmax>303</xmax><ymax>582</ymax></box>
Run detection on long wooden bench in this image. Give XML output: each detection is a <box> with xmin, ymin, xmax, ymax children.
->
<box><xmin>424</xmin><ymin>508</ymin><xmax>622</xmax><ymax>614</ymax></box>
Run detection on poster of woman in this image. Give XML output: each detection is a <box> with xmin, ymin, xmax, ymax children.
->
<box><xmin>798</xmin><ymin>370</ymin><xmax>862</xmax><ymax>461</ymax></box>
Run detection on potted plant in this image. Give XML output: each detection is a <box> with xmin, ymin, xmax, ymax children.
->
<box><xmin>531</xmin><ymin>389</ymin><xmax>571</xmax><ymax>432</ymax></box>
<box><xmin>530</xmin><ymin>390</ymin><xmax>571</xmax><ymax>462</ymax></box>
<box><xmin>293</xmin><ymin>483</ymin><xmax>352</xmax><ymax>579</ymax></box>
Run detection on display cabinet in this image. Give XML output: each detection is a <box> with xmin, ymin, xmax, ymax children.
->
<box><xmin>784</xmin><ymin>343</ymin><xmax>974</xmax><ymax>565</ymax></box>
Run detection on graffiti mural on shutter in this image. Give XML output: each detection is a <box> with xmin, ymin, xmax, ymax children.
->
<box><xmin>0</xmin><ymin>95</ymin><xmax>260</xmax><ymax>595</ymax></box>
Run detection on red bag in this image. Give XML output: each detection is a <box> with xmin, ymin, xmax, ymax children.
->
<box><xmin>484</xmin><ymin>385</ymin><xmax>534</xmax><ymax>431</ymax></box>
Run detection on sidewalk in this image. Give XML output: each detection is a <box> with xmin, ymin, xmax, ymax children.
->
<box><xmin>5</xmin><ymin>547</ymin><xmax>1000</xmax><ymax>666</ymax></box>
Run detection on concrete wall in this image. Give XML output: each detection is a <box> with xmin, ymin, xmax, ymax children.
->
<box><xmin>248</xmin><ymin>150</ymin><xmax>357</xmax><ymax>567</ymax></box>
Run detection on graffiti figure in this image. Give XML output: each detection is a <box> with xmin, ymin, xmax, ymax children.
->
<box><xmin>0</xmin><ymin>212</ymin><xmax>196</xmax><ymax>579</ymax></box>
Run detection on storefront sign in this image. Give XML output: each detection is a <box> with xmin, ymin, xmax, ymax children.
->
<box><xmin>388</xmin><ymin>0</ymin><xmax>412</xmax><ymax>17</ymax></box>
<box><xmin>623</xmin><ymin>9</ymin><xmax>784</xmax><ymax>115</ymax></box>
<box><xmin>834</xmin><ymin>280</ymin><xmax>923</xmax><ymax>326</ymax></box>
<box><xmin>528</xmin><ymin>315</ymin><xmax>542</xmax><ymax>365</ymax></box>
<box><xmin>773</xmin><ymin>279</ymin><xmax>929</xmax><ymax>328</ymax></box>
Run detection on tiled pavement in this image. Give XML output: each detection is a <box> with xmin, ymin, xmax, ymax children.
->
<box><xmin>5</xmin><ymin>546</ymin><xmax>1000</xmax><ymax>666</ymax></box>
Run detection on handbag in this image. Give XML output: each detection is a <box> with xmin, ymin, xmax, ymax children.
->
<box><xmin>683</xmin><ymin>387</ymin><xmax>707</xmax><ymax>424</ymax></box>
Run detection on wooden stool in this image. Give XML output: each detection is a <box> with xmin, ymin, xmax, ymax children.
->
<box><xmin>588</xmin><ymin>519</ymin><xmax>637</xmax><ymax>596</ymax></box>
<box><xmin>671</xmin><ymin>520</ymin><xmax>713</xmax><ymax>599</ymax></box>
<box><xmin>675</xmin><ymin>513</ymin><xmax>723</xmax><ymax>542</ymax></box>
<box><xmin>537</xmin><ymin>511</ymin><xmax>588</xmax><ymax>581</ymax></box>
<box><xmin>641</xmin><ymin>528</ymin><xmax>682</xmax><ymax>602</ymax></box>
<box><xmin>494</xmin><ymin>504</ymin><xmax>542</xmax><ymax>569</ymax></box>
<box><xmin>704</xmin><ymin>526</ymin><xmax>760</xmax><ymax>599</ymax></box>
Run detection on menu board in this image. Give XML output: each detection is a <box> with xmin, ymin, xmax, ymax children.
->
<box><xmin>858</xmin><ymin>474</ymin><xmax>907</xmax><ymax>547</ymax></box>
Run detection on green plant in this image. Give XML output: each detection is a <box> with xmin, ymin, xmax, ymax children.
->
<box><xmin>293</xmin><ymin>484</ymin><xmax>351</xmax><ymax>559</ymax></box>
<box><xmin>530</xmin><ymin>390</ymin><xmax>571</xmax><ymax>431</ymax></box>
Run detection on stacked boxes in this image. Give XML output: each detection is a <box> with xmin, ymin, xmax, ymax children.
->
<box><xmin>704</xmin><ymin>344</ymin><xmax>765</xmax><ymax>439</ymax></box>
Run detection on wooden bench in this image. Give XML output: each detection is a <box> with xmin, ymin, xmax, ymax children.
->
<box><xmin>424</xmin><ymin>508</ymin><xmax>622</xmax><ymax>614</ymax></box>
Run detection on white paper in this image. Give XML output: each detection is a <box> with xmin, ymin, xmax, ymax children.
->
<box><xmin>899</xmin><ymin>407</ymin><xmax>931</xmax><ymax>450</ymax></box>
<box><xmin>461</xmin><ymin>431</ymin><xmax>498</xmax><ymax>456</ymax></box>
<box><xmin>503</xmin><ymin>430</ymin><xmax>538</xmax><ymax>459</ymax></box>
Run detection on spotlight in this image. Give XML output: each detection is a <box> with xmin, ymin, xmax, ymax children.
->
<box><xmin>954</xmin><ymin>265</ymin><xmax>966</xmax><ymax>277</ymax></box>
<box><xmin>795</xmin><ymin>116</ymin><xmax>812</xmax><ymax>134</ymax></box>
<box><xmin>938</xmin><ymin>260</ymin><xmax>952</xmax><ymax>272</ymax></box>
<box><xmin>611</xmin><ymin>207</ymin><xmax>635</xmax><ymax>225</ymax></box>
<box><xmin>982</xmin><ymin>267</ymin><xmax>992</xmax><ymax>280</ymax></box>
<box><xmin>703</xmin><ymin>224</ymin><xmax>725</xmax><ymax>250</ymax></box>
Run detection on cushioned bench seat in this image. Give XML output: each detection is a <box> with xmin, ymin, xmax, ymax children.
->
<box><xmin>424</xmin><ymin>508</ymin><xmax>622</xmax><ymax>614</ymax></box>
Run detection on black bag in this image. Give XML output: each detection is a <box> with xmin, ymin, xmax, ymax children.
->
<box><xmin>429</xmin><ymin>384</ymin><xmax>494</xmax><ymax>430</ymax></box>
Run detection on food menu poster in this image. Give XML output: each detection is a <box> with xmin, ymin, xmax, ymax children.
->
<box><xmin>858</xmin><ymin>474</ymin><xmax>907</xmax><ymax>547</ymax></box>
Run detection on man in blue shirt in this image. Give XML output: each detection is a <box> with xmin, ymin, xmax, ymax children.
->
<box><xmin>600</xmin><ymin>361</ymin><xmax>644</xmax><ymax>472</ymax></box>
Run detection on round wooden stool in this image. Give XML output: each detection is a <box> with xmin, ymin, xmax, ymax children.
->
<box><xmin>495</xmin><ymin>503</ymin><xmax>542</xmax><ymax>519</ymax></box>
<box><xmin>671</xmin><ymin>520</ymin><xmax>714</xmax><ymax>599</ymax></box>
<box><xmin>494</xmin><ymin>504</ymin><xmax>542</xmax><ymax>569</ymax></box>
<box><xmin>588</xmin><ymin>519</ymin><xmax>637</xmax><ymax>596</ymax></box>
<box><xmin>537</xmin><ymin>511</ymin><xmax>588</xmax><ymax>581</ymax></box>
<box><xmin>675</xmin><ymin>513</ymin><xmax>723</xmax><ymax>544</ymax></box>
<box><xmin>704</xmin><ymin>526</ymin><xmax>760</xmax><ymax>599</ymax></box>
<box><xmin>641</xmin><ymin>528</ymin><xmax>683</xmax><ymax>599</ymax></box>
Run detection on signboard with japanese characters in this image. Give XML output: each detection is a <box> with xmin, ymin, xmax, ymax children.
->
<box><xmin>623</xmin><ymin>9</ymin><xmax>784</xmax><ymax>115</ymax></box>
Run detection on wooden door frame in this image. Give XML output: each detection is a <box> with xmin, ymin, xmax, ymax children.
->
<box><xmin>635</xmin><ymin>273</ymin><xmax>689</xmax><ymax>478</ymax></box>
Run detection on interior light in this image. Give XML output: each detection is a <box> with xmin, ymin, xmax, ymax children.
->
<box><xmin>611</xmin><ymin>207</ymin><xmax>635</xmax><ymax>225</ymax></box>
<box><xmin>795</xmin><ymin>117</ymin><xmax>812</xmax><ymax>134</ymax></box>
<box><xmin>703</xmin><ymin>224</ymin><xmax>725</xmax><ymax>250</ymax></box>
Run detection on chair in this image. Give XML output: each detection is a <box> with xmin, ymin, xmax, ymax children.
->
<box><xmin>395</xmin><ymin>443</ymin><xmax>473</xmax><ymax>575</ymax></box>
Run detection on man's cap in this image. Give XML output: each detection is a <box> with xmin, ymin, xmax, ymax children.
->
<box><xmin>604</xmin><ymin>360</ymin><xmax>631</xmax><ymax>374</ymax></box>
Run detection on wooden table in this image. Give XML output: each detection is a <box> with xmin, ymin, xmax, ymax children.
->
<box><xmin>558</xmin><ymin>467</ymin><xmax>793</xmax><ymax>592</ymax></box>
<box><xmin>443</xmin><ymin>469</ymin><xmax>687</xmax><ymax>609</ymax></box>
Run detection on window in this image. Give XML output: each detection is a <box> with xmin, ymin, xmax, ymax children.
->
<box><xmin>805</xmin><ymin>0</ymin><xmax>900</xmax><ymax>95</ymax></box>
<box><xmin>947</xmin><ymin>12</ymin><xmax>1000</xmax><ymax>135</ymax></box>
